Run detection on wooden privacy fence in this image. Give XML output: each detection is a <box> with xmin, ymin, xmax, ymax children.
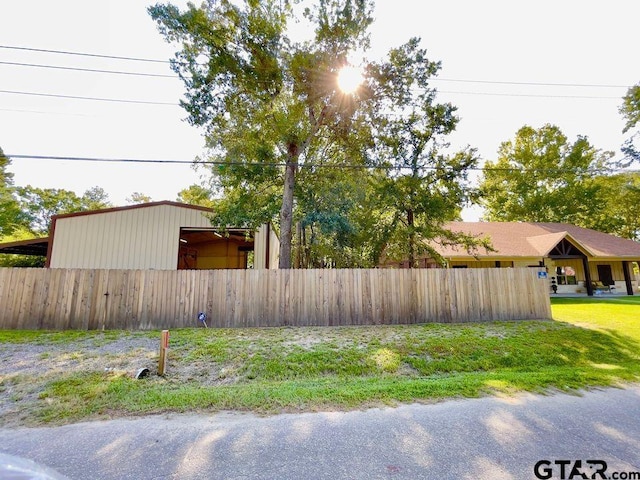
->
<box><xmin>0</xmin><ymin>268</ymin><xmax>551</xmax><ymax>330</ymax></box>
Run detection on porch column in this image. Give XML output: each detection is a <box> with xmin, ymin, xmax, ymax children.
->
<box><xmin>582</xmin><ymin>257</ymin><xmax>593</xmax><ymax>296</ymax></box>
<box><xmin>622</xmin><ymin>261</ymin><xmax>634</xmax><ymax>296</ymax></box>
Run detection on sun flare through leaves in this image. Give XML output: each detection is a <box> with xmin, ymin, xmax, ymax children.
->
<box><xmin>337</xmin><ymin>65</ymin><xmax>364</xmax><ymax>94</ymax></box>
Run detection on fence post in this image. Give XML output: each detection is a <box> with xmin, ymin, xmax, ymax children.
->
<box><xmin>158</xmin><ymin>330</ymin><xmax>170</xmax><ymax>376</ymax></box>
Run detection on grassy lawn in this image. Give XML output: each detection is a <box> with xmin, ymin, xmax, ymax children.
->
<box><xmin>551</xmin><ymin>295</ymin><xmax>640</xmax><ymax>342</ymax></box>
<box><xmin>1</xmin><ymin>296</ymin><xmax>639</xmax><ymax>425</ymax></box>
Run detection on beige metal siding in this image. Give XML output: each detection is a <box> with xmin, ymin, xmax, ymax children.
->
<box><xmin>49</xmin><ymin>205</ymin><xmax>212</xmax><ymax>269</ymax></box>
<box><xmin>268</xmin><ymin>227</ymin><xmax>280</xmax><ymax>268</ymax></box>
<box><xmin>254</xmin><ymin>225</ymin><xmax>267</xmax><ymax>269</ymax></box>
<box><xmin>254</xmin><ymin>224</ymin><xmax>280</xmax><ymax>269</ymax></box>
<box><xmin>49</xmin><ymin>205</ymin><xmax>275</xmax><ymax>269</ymax></box>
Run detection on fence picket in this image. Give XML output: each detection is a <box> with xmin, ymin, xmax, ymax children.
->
<box><xmin>0</xmin><ymin>268</ymin><xmax>551</xmax><ymax>329</ymax></box>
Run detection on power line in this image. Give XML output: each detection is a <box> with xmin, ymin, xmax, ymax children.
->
<box><xmin>0</xmin><ymin>107</ymin><xmax>94</xmax><ymax>117</ymax></box>
<box><xmin>0</xmin><ymin>45</ymin><xmax>170</xmax><ymax>64</ymax></box>
<box><xmin>0</xmin><ymin>44</ymin><xmax>631</xmax><ymax>90</ymax></box>
<box><xmin>0</xmin><ymin>89</ymin><xmax>178</xmax><ymax>106</ymax></box>
<box><xmin>8</xmin><ymin>154</ymin><xmax>199</xmax><ymax>165</ymax></box>
<box><xmin>0</xmin><ymin>59</ymin><xmax>626</xmax><ymax>95</ymax></box>
<box><xmin>0</xmin><ymin>86</ymin><xmax>617</xmax><ymax>109</ymax></box>
<box><xmin>433</xmin><ymin>78</ymin><xmax>628</xmax><ymax>89</ymax></box>
<box><xmin>0</xmin><ymin>60</ymin><xmax>177</xmax><ymax>78</ymax></box>
<box><xmin>436</xmin><ymin>90</ymin><xmax>621</xmax><ymax>100</ymax></box>
<box><xmin>7</xmin><ymin>153</ymin><xmax>637</xmax><ymax>174</ymax></box>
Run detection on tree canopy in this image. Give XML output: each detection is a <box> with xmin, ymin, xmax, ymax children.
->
<box><xmin>150</xmin><ymin>0</ymin><xmax>480</xmax><ymax>268</ymax></box>
<box><xmin>479</xmin><ymin>124</ymin><xmax>614</xmax><ymax>230</ymax></box>
<box><xmin>126</xmin><ymin>192</ymin><xmax>154</xmax><ymax>205</ymax></box>
<box><xmin>591</xmin><ymin>172</ymin><xmax>640</xmax><ymax>241</ymax></box>
<box><xmin>176</xmin><ymin>184</ymin><xmax>217</xmax><ymax>208</ymax></box>
<box><xmin>363</xmin><ymin>38</ymin><xmax>480</xmax><ymax>266</ymax></box>
<box><xmin>15</xmin><ymin>186</ymin><xmax>112</xmax><ymax>235</ymax></box>
<box><xmin>0</xmin><ymin>148</ymin><xmax>22</xmax><ymax>238</ymax></box>
<box><xmin>620</xmin><ymin>83</ymin><xmax>640</xmax><ymax>166</ymax></box>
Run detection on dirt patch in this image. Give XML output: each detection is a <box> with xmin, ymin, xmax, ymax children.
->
<box><xmin>0</xmin><ymin>331</ymin><xmax>258</xmax><ymax>426</ymax></box>
<box><xmin>0</xmin><ymin>336</ymin><xmax>158</xmax><ymax>379</ymax></box>
<box><xmin>0</xmin><ymin>335</ymin><xmax>159</xmax><ymax>425</ymax></box>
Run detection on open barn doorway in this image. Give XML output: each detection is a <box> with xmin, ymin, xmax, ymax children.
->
<box><xmin>177</xmin><ymin>228</ymin><xmax>255</xmax><ymax>269</ymax></box>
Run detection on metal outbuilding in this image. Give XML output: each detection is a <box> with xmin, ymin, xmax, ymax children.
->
<box><xmin>21</xmin><ymin>201</ymin><xmax>279</xmax><ymax>270</ymax></box>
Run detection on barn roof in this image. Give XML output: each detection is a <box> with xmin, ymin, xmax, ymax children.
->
<box><xmin>50</xmin><ymin>201</ymin><xmax>212</xmax><ymax>221</ymax></box>
<box><xmin>0</xmin><ymin>237</ymin><xmax>50</xmax><ymax>256</ymax></box>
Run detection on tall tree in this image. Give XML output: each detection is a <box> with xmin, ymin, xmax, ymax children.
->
<box><xmin>16</xmin><ymin>186</ymin><xmax>82</xmax><ymax>234</ymax></box>
<box><xmin>0</xmin><ymin>148</ymin><xmax>23</xmax><ymax>238</ymax></box>
<box><xmin>176</xmin><ymin>184</ymin><xmax>217</xmax><ymax>208</ymax></box>
<box><xmin>150</xmin><ymin>0</ymin><xmax>375</xmax><ymax>268</ymax></box>
<box><xmin>294</xmin><ymin>165</ymin><xmax>373</xmax><ymax>267</ymax></box>
<box><xmin>81</xmin><ymin>186</ymin><xmax>113</xmax><ymax>211</ymax></box>
<box><xmin>619</xmin><ymin>83</ymin><xmax>640</xmax><ymax>166</ymax></box>
<box><xmin>126</xmin><ymin>192</ymin><xmax>153</xmax><ymax>204</ymax></box>
<box><xmin>592</xmin><ymin>172</ymin><xmax>640</xmax><ymax>241</ymax></box>
<box><xmin>479</xmin><ymin>125</ymin><xmax>613</xmax><ymax>229</ymax></box>
<box><xmin>16</xmin><ymin>186</ymin><xmax>112</xmax><ymax>234</ymax></box>
<box><xmin>365</xmin><ymin>39</ymin><xmax>480</xmax><ymax>267</ymax></box>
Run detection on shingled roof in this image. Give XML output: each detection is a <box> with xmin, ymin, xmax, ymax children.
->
<box><xmin>438</xmin><ymin>222</ymin><xmax>640</xmax><ymax>259</ymax></box>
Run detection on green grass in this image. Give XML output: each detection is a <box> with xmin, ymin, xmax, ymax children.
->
<box><xmin>0</xmin><ymin>329</ymin><xmax>127</xmax><ymax>345</ymax></box>
<box><xmin>551</xmin><ymin>295</ymin><xmax>640</xmax><ymax>342</ymax></box>
<box><xmin>2</xmin><ymin>296</ymin><xmax>639</xmax><ymax>425</ymax></box>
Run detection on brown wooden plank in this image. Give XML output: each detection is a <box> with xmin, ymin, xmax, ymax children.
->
<box><xmin>4</xmin><ymin>269</ymin><xmax>21</xmax><ymax>328</ymax></box>
<box><xmin>4</xmin><ymin>269</ymin><xmax>22</xmax><ymax>328</ymax></box>
<box><xmin>0</xmin><ymin>269</ymin><xmax>10</xmax><ymax>327</ymax></box>
<box><xmin>0</xmin><ymin>267</ymin><xmax>554</xmax><ymax>330</ymax></box>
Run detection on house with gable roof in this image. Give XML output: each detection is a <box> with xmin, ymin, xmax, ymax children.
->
<box><xmin>391</xmin><ymin>222</ymin><xmax>640</xmax><ymax>296</ymax></box>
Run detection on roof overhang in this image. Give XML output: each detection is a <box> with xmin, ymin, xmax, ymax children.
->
<box><xmin>445</xmin><ymin>255</ymin><xmax>544</xmax><ymax>262</ymax></box>
<box><xmin>587</xmin><ymin>257</ymin><xmax>640</xmax><ymax>262</ymax></box>
<box><xmin>0</xmin><ymin>237</ymin><xmax>50</xmax><ymax>256</ymax></box>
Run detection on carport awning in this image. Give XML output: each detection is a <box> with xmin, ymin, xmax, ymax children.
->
<box><xmin>0</xmin><ymin>237</ymin><xmax>49</xmax><ymax>256</ymax></box>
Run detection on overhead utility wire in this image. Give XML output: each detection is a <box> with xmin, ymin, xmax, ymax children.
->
<box><xmin>0</xmin><ymin>44</ymin><xmax>630</xmax><ymax>89</ymax></box>
<box><xmin>437</xmin><ymin>90</ymin><xmax>620</xmax><ymax>100</ymax></box>
<box><xmin>0</xmin><ymin>87</ymin><xmax>619</xmax><ymax>107</ymax></box>
<box><xmin>0</xmin><ymin>45</ymin><xmax>169</xmax><ymax>64</ymax></box>
<box><xmin>0</xmin><ymin>89</ymin><xmax>177</xmax><ymax>106</ymax></box>
<box><xmin>7</xmin><ymin>154</ymin><xmax>635</xmax><ymax>174</ymax></box>
<box><xmin>0</xmin><ymin>107</ymin><xmax>93</xmax><ymax>117</ymax></box>
<box><xmin>0</xmin><ymin>59</ymin><xmax>626</xmax><ymax>94</ymax></box>
<box><xmin>432</xmin><ymin>78</ymin><xmax>628</xmax><ymax>89</ymax></box>
<box><xmin>0</xmin><ymin>61</ymin><xmax>176</xmax><ymax>78</ymax></box>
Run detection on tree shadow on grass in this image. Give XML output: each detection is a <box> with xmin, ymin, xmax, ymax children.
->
<box><xmin>551</xmin><ymin>296</ymin><xmax>640</xmax><ymax>306</ymax></box>
<box><xmin>486</xmin><ymin>321</ymin><xmax>640</xmax><ymax>394</ymax></box>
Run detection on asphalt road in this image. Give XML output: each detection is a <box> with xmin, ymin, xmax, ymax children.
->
<box><xmin>1</xmin><ymin>385</ymin><xmax>639</xmax><ymax>480</ymax></box>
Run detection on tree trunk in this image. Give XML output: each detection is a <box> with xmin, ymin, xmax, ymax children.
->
<box><xmin>279</xmin><ymin>154</ymin><xmax>297</xmax><ymax>269</ymax></box>
<box><xmin>407</xmin><ymin>208</ymin><xmax>415</xmax><ymax>268</ymax></box>
<box><xmin>294</xmin><ymin>221</ymin><xmax>303</xmax><ymax>269</ymax></box>
<box><xmin>278</xmin><ymin>107</ymin><xmax>326</xmax><ymax>269</ymax></box>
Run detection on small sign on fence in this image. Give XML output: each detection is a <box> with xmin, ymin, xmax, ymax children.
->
<box><xmin>537</xmin><ymin>271</ymin><xmax>548</xmax><ymax>279</ymax></box>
